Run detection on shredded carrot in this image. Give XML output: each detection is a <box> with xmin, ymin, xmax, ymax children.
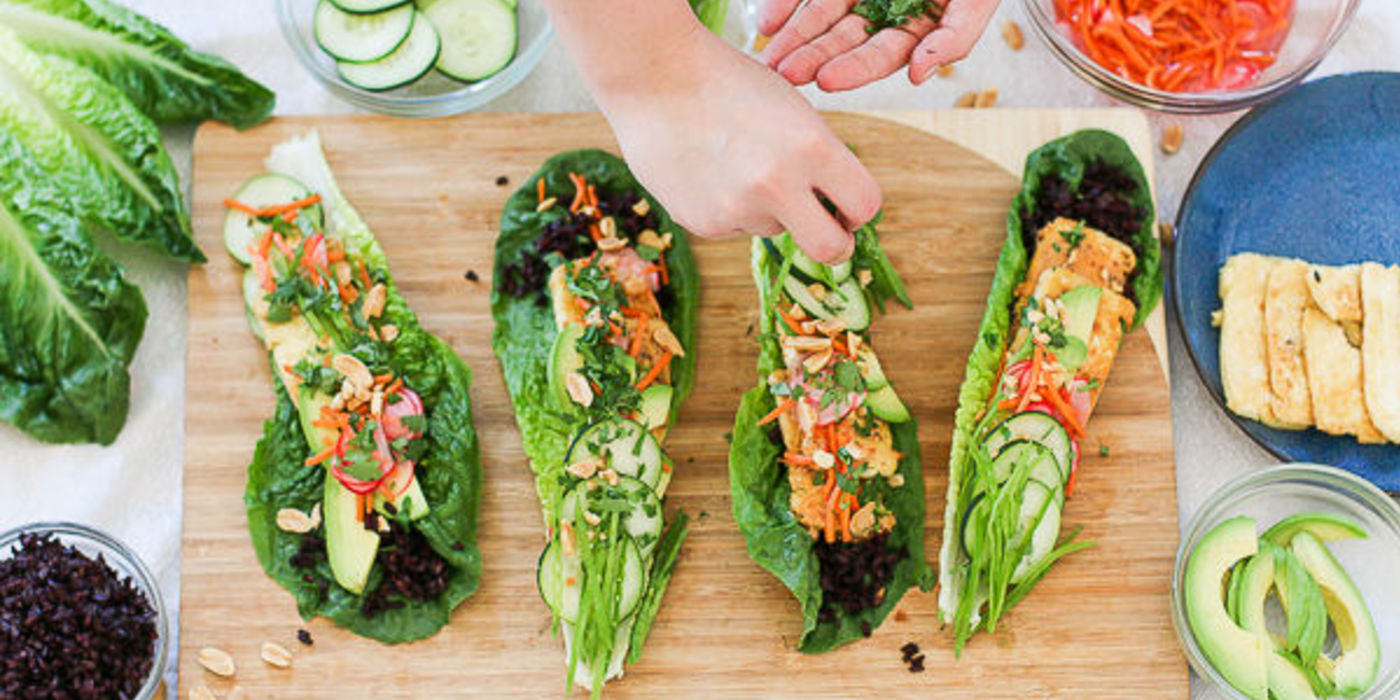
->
<box><xmin>223</xmin><ymin>198</ymin><xmax>261</xmax><ymax>216</ymax></box>
<box><xmin>838</xmin><ymin>495</ymin><xmax>853</xmax><ymax>542</ymax></box>
<box><xmin>783</xmin><ymin>452</ymin><xmax>815</xmax><ymax>466</ymax></box>
<box><xmin>255</xmin><ymin>194</ymin><xmax>322</xmax><ymax>219</ymax></box>
<box><xmin>537</xmin><ymin>178</ymin><xmax>546</xmax><ymax>203</ymax></box>
<box><xmin>568</xmin><ymin>173</ymin><xmax>588</xmax><ymax>212</ymax></box>
<box><xmin>1044</xmin><ymin>386</ymin><xmax>1086</xmax><ymax>438</ymax></box>
<box><xmin>311</xmin><ymin>417</ymin><xmax>341</xmax><ymax>430</ymax></box>
<box><xmin>757</xmin><ymin>398</ymin><xmax>794</xmax><ymax>426</ymax></box>
<box><xmin>327</xmin><ymin>247</ymin><xmax>345</xmax><ymax>263</ymax></box>
<box><xmin>387</xmin><ymin>378</ymin><xmax>404</xmax><ymax>395</ymax></box>
<box><xmin>636</xmin><ymin>350</ymin><xmax>674</xmax><ymax>391</ymax></box>
<box><xmin>776</xmin><ymin>306</ymin><xmax>805</xmax><ymax>335</ymax></box>
<box><xmin>587</xmin><ymin>185</ymin><xmax>598</xmax><ymax>209</ymax></box>
<box><xmin>659</xmin><ymin>251</ymin><xmax>669</xmax><ymax>286</ymax></box>
<box><xmin>1016</xmin><ymin>344</ymin><xmax>1045</xmax><ymax>413</ymax></box>
<box><xmin>358</xmin><ymin>261</ymin><xmax>372</xmax><ymax>289</ymax></box>
<box><xmin>282</xmin><ymin>210</ymin><xmax>298</xmax><ymax>223</ymax></box>
<box><xmin>271</xmin><ymin>232</ymin><xmax>294</xmax><ymax>259</ymax></box>
<box><xmin>824</xmin><ymin>508</ymin><xmax>836</xmax><ymax>543</ymax></box>
<box><xmin>374</xmin><ymin>373</ymin><xmax>394</xmax><ymax>385</ymax></box>
<box><xmin>1065</xmin><ymin>463</ymin><xmax>1079</xmax><ymax>498</ymax></box>
<box><xmin>305</xmin><ymin>445</ymin><xmax>337</xmax><ymax>467</ymax></box>
<box><xmin>339</xmin><ymin>284</ymin><xmax>359</xmax><ymax>304</ymax></box>
<box><xmin>629</xmin><ymin>315</ymin><xmax>648</xmax><ymax>358</ymax></box>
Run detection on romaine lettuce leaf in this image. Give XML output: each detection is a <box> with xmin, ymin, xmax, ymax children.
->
<box><xmin>729</xmin><ymin>225</ymin><xmax>928</xmax><ymax>654</ymax></box>
<box><xmin>0</xmin><ymin>193</ymin><xmax>146</xmax><ymax>445</ymax></box>
<box><xmin>0</xmin><ymin>0</ymin><xmax>275</xmax><ymax>128</ymax></box>
<box><xmin>0</xmin><ymin>26</ymin><xmax>200</xmax><ymax>262</ymax></box>
<box><xmin>688</xmin><ymin>0</ymin><xmax>728</xmax><ymax>34</ymax></box>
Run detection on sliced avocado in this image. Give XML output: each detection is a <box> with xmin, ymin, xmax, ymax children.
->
<box><xmin>1268</xmin><ymin>651</ymin><xmax>1321</xmax><ymax>700</ymax></box>
<box><xmin>1184</xmin><ymin>516</ymin><xmax>1269</xmax><ymax>700</ymax></box>
<box><xmin>1235</xmin><ymin>541</ymin><xmax>1278</xmax><ymax>641</ymax></box>
<box><xmin>1055</xmin><ymin>336</ymin><xmax>1089</xmax><ymax>373</ymax></box>
<box><xmin>548</xmin><ymin>324</ymin><xmax>586</xmax><ymax>410</ymax></box>
<box><xmin>1275</xmin><ymin>546</ymin><xmax>1327</xmax><ymax>666</ymax></box>
<box><xmin>1290</xmin><ymin>531</ymin><xmax>1380</xmax><ymax>697</ymax></box>
<box><xmin>1263</xmin><ymin>512</ymin><xmax>1368</xmax><ymax>547</ymax></box>
<box><xmin>866</xmin><ymin>385</ymin><xmax>910</xmax><ymax>423</ymax></box>
<box><xmin>855</xmin><ymin>345</ymin><xmax>889</xmax><ymax>390</ymax></box>
<box><xmin>639</xmin><ymin>385</ymin><xmax>673</xmax><ymax>431</ymax></box>
<box><xmin>378</xmin><ymin>479</ymin><xmax>429</xmax><ymax>521</ymax></box>
<box><xmin>1058</xmin><ymin>285</ymin><xmax>1102</xmax><ymax>345</ymax></box>
<box><xmin>1226</xmin><ymin>558</ymin><xmax>1249</xmax><ymax>624</ymax></box>
<box><xmin>323</xmin><ymin>471</ymin><xmax>378</xmax><ymax>595</ymax></box>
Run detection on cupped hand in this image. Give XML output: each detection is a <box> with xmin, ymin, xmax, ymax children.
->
<box><xmin>600</xmin><ymin>29</ymin><xmax>881</xmax><ymax>263</ymax></box>
<box><xmin>758</xmin><ymin>0</ymin><xmax>1001</xmax><ymax>91</ymax></box>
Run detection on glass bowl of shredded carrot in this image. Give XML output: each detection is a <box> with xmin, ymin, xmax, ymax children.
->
<box><xmin>1022</xmin><ymin>0</ymin><xmax>1361</xmax><ymax>113</ymax></box>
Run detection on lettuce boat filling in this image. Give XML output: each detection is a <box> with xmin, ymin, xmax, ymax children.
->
<box><xmin>236</xmin><ymin>132</ymin><xmax>482</xmax><ymax>644</ymax></box>
<box><xmin>492</xmin><ymin>150</ymin><xmax>697</xmax><ymax>696</ymax></box>
<box><xmin>937</xmin><ymin>130</ymin><xmax>1161</xmax><ymax>652</ymax></box>
<box><xmin>730</xmin><ymin>222</ymin><xmax>929</xmax><ymax>654</ymax></box>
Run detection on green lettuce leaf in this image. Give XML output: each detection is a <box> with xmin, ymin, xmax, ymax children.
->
<box><xmin>1012</xmin><ymin>129</ymin><xmax>1161</xmax><ymax>327</ymax></box>
<box><xmin>729</xmin><ymin>226</ymin><xmax>928</xmax><ymax>654</ymax></box>
<box><xmin>937</xmin><ymin>129</ymin><xmax>1157</xmax><ymax>628</ymax></box>
<box><xmin>688</xmin><ymin>0</ymin><xmax>728</xmax><ymax>34</ymax></box>
<box><xmin>491</xmin><ymin>149</ymin><xmax>699</xmax><ymax>676</ymax></box>
<box><xmin>0</xmin><ymin>193</ymin><xmax>146</xmax><ymax>445</ymax></box>
<box><xmin>243</xmin><ymin>133</ymin><xmax>482</xmax><ymax>644</ymax></box>
<box><xmin>0</xmin><ymin>26</ymin><xmax>200</xmax><ymax>262</ymax></box>
<box><xmin>0</xmin><ymin>0</ymin><xmax>275</xmax><ymax>128</ymax></box>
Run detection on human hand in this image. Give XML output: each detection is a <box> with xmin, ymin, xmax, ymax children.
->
<box><xmin>600</xmin><ymin>29</ymin><xmax>881</xmax><ymax>263</ymax></box>
<box><xmin>758</xmin><ymin>0</ymin><xmax>1002</xmax><ymax>91</ymax></box>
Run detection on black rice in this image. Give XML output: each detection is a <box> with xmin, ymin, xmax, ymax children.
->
<box><xmin>0</xmin><ymin>533</ymin><xmax>157</xmax><ymax>699</ymax></box>
<box><xmin>296</xmin><ymin>628</ymin><xmax>314</xmax><ymax>646</ymax></box>
<box><xmin>360</xmin><ymin>523</ymin><xmax>451</xmax><ymax>618</ymax></box>
<box><xmin>813</xmin><ymin>532</ymin><xmax>904</xmax><ymax>624</ymax></box>
<box><xmin>1022</xmin><ymin>159</ymin><xmax>1148</xmax><ymax>259</ymax></box>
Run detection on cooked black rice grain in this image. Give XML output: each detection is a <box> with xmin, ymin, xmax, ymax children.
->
<box><xmin>296</xmin><ymin>629</ymin><xmax>314</xmax><ymax>646</ymax></box>
<box><xmin>909</xmin><ymin>653</ymin><xmax>926</xmax><ymax>673</ymax></box>
<box><xmin>0</xmin><ymin>533</ymin><xmax>157</xmax><ymax>699</ymax></box>
<box><xmin>495</xmin><ymin>175</ymin><xmax>510</xmax><ymax>187</ymax></box>
<box><xmin>900</xmin><ymin>641</ymin><xmax>919</xmax><ymax>661</ymax></box>
<box><xmin>813</xmin><ymin>532</ymin><xmax>904</xmax><ymax>624</ymax></box>
<box><xmin>289</xmin><ymin>533</ymin><xmax>325</xmax><ymax>570</ymax></box>
<box><xmin>462</xmin><ymin>269</ymin><xmax>479</xmax><ymax>283</ymax></box>
<box><xmin>361</xmin><ymin>523</ymin><xmax>452</xmax><ymax>618</ymax></box>
<box><xmin>1022</xmin><ymin>159</ymin><xmax>1149</xmax><ymax>303</ymax></box>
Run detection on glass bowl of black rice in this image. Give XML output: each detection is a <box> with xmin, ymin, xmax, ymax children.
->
<box><xmin>0</xmin><ymin>522</ymin><xmax>168</xmax><ymax>700</ymax></box>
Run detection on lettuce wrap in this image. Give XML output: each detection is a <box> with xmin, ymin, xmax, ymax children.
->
<box><xmin>729</xmin><ymin>221</ymin><xmax>929</xmax><ymax>654</ymax></box>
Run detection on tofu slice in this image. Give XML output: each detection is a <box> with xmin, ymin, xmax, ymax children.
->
<box><xmin>1017</xmin><ymin>217</ymin><xmax>1138</xmax><ymax>299</ymax></box>
<box><xmin>1263</xmin><ymin>261</ymin><xmax>1313</xmax><ymax>429</ymax></box>
<box><xmin>548</xmin><ymin>263</ymin><xmax>585</xmax><ymax>330</ymax></box>
<box><xmin>1032</xmin><ymin>267</ymin><xmax>1136</xmax><ymax>409</ymax></box>
<box><xmin>1360</xmin><ymin>263</ymin><xmax>1400</xmax><ymax>442</ymax></box>
<box><xmin>1306</xmin><ymin>264</ymin><xmax>1363</xmax><ymax>324</ymax></box>
<box><xmin>1303</xmin><ymin>308</ymin><xmax>1387</xmax><ymax>444</ymax></box>
<box><xmin>1218</xmin><ymin>253</ymin><xmax>1278</xmax><ymax>425</ymax></box>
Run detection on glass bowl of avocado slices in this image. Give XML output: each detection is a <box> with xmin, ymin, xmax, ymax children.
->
<box><xmin>1171</xmin><ymin>464</ymin><xmax>1400</xmax><ymax>700</ymax></box>
<box><xmin>278</xmin><ymin>0</ymin><xmax>553</xmax><ymax>116</ymax></box>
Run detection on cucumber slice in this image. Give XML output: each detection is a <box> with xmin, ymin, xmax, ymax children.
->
<box><xmin>537</xmin><ymin>533</ymin><xmax>647</xmax><ymax>623</ymax></box>
<box><xmin>782</xmin><ymin>276</ymin><xmax>871</xmax><ymax>332</ymax></box>
<box><xmin>330</xmin><ymin>0</ymin><xmax>410</xmax><ymax>12</ymax></box>
<box><xmin>763</xmin><ymin>235</ymin><xmax>852</xmax><ymax>285</ymax></box>
<box><xmin>866</xmin><ymin>385</ymin><xmax>910</xmax><ymax>423</ymax></box>
<box><xmin>983</xmin><ymin>412</ymin><xmax>1072</xmax><ymax>484</ymax></box>
<box><xmin>420</xmin><ymin>0</ymin><xmax>518</xmax><ymax>82</ymax></box>
<box><xmin>314</xmin><ymin>0</ymin><xmax>415</xmax><ymax>63</ymax></box>
<box><xmin>337</xmin><ymin>12</ymin><xmax>440</xmax><ymax>91</ymax></box>
<box><xmin>242</xmin><ymin>270</ymin><xmax>267</xmax><ymax>343</ymax></box>
<box><xmin>1012</xmin><ymin>480</ymin><xmax>1063</xmax><ymax>582</ymax></box>
<box><xmin>224</xmin><ymin>174</ymin><xmax>323</xmax><ymax>265</ymax></box>
<box><xmin>987</xmin><ymin>439</ymin><xmax>1065</xmax><ymax>500</ymax></box>
<box><xmin>639</xmin><ymin>385</ymin><xmax>673</xmax><ymax>431</ymax></box>
<box><xmin>561</xmin><ymin>476</ymin><xmax>664</xmax><ymax>556</ymax></box>
<box><xmin>567</xmin><ymin>418</ymin><xmax>665</xmax><ymax>490</ymax></box>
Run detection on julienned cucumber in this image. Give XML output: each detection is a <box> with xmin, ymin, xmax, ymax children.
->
<box><xmin>537</xmin><ymin>534</ymin><xmax>646</xmax><ymax>624</ymax></box>
<box><xmin>420</xmin><ymin>0</ymin><xmax>518</xmax><ymax>82</ymax></box>
<box><xmin>224</xmin><ymin>174</ymin><xmax>323</xmax><ymax>265</ymax></box>
<box><xmin>560</xmin><ymin>476</ymin><xmax>665</xmax><ymax>556</ymax></box>
<box><xmin>337</xmin><ymin>11</ymin><xmax>441</xmax><ymax>91</ymax></box>
<box><xmin>314</xmin><ymin>0</ymin><xmax>415</xmax><ymax>63</ymax></box>
<box><xmin>329</xmin><ymin>0</ymin><xmax>410</xmax><ymax>12</ymax></box>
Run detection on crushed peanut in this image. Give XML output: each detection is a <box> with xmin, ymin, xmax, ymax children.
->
<box><xmin>566</xmin><ymin>457</ymin><xmax>602</xmax><ymax>480</ymax></box>
<box><xmin>196</xmin><ymin>647</ymin><xmax>236</xmax><ymax>677</ymax></box>
<box><xmin>1002</xmin><ymin>20</ymin><xmax>1024</xmax><ymax>50</ymax></box>
<box><xmin>955</xmin><ymin>91</ymin><xmax>979</xmax><ymax>108</ymax></box>
<box><xmin>564</xmin><ymin>371</ymin><xmax>594</xmax><ymax>407</ymax></box>
<box><xmin>975</xmin><ymin>88</ymin><xmax>999</xmax><ymax>108</ymax></box>
<box><xmin>332</xmin><ymin>354</ymin><xmax>373</xmax><ymax>392</ymax></box>
<box><xmin>651</xmin><ymin>324</ymin><xmax>685</xmax><ymax>356</ymax></box>
<box><xmin>362</xmin><ymin>283</ymin><xmax>387</xmax><ymax>319</ymax></box>
<box><xmin>1160</xmin><ymin>124</ymin><xmax>1184</xmax><ymax>154</ymax></box>
<box><xmin>276</xmin><ymin>508</ymin><xmax>318</xmax><ymax>534</ymax></box>
<box><xmin>632</xmin><ymin>199</ymin><xmax>651</xmax><ymax>217</ymax></box>
<box><xmin>260</xmin><ymin>641</ymin><xmax>293</xmax><ymax>669</ymax></box>
<box><xmin>536</xmin><ymin>197</ymin><xmax>558</xmax><ymax>212</ymax></box>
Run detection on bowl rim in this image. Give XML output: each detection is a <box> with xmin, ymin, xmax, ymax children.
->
<box><xmin>1170</xmin><ymin>463</ymin><xmax>1400</xmax><ymax>699</ymax></box>
<box><xmin>1169</xmin><ymin>71</ymin><xmax>1400</xmax><ymax>491</ymax></box>
<box><xmin>1019</xmin><ymin>0</ymin><xmax>1363</xmax><ymax>114</ymax></box>
<box><xmin>275</xmin><ymin>0</ymin><xmax>555</xmax><ymax>117</ymax></box>
<box><xmin>0</xmin><ymin>521</ymin><xmax>170</xmax><ymax>700</ymax></box>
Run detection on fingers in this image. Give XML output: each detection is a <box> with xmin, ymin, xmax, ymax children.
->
<box><xmin>757</xmin><ymin>0</ymin><xmax>805</xmax><ymax>37</ymax></box>
<box><xmin>761</xmin><ymin>0</ymin><xmax>857</xmax><ymax>69</ymax></box>
<box><xmin>774</xmin><ymin>15</ymin><xmax>869</xmax><ymax>85</ymax></box>
<box><xmin>813</xmin><ymin>26</ymin><xmax>921</xmax><ymax>92</ymax></box>
<box><xmin>815</xmin><ymin>146</ymin><xmax>882</xmax><ymax>230</ymax></box>
<box><xmin>908</xmin><ymin>0</ymin><xmax>1001</xmax><ymax>83</ymax></box>
<box><xmin>782</xmin><ymin>194</ymin><xmax>855</xmax><ymax>263</ymax></box>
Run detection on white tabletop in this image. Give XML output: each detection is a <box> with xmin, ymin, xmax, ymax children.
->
<box><xmin>2</xmin><ymin>1</ymin><xmax>1397</xmax><ymax>696</ymax></box>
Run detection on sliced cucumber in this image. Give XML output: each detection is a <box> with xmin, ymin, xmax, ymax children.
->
<box><xmin>242</xmin><ymin>270</ymin><xmax>267</xmax><ymax>343</ymax></box>
<box><xmin>314</xmin><ymin>0</ymin><xmax>415</xmax><ymax>63</ymax></box>
<box><xmin>865</xmin><ymin>385</ymin><xmax>910</xmax><ymax>423</ymax></box>
<box><xmin>420</xmin><ymin>0</ymin><xmax>518</xmax><ymax>82</ymax></box>
<box><xmin>987</xmin><ymin>439</ymin><xmax>1065</xmax><ymax>500</ymax></box>
<box><xmin>224</xmin><ymin>174</ymin><xmax>323</xmax><ymax>266</ymax></box>
<box><xmin>561</xmin><ymin>476</ymin><xmax>664</xmax><ymax>556</ymax></box>
<box><xmin>330</xmin><ymin>0</ymin><xmax>410</xmax><ymax>12</ymax></box>
<box><xmin>764</xmin><ymin>235</ymin><xmax>852</xmax><ymax>285</ymax></box>
<box><xmin>782</xmin><ymin>276</ymin><xmax>871</xmax><ymax>332</ymax></box>
<box><xmin>337</xmin><ymin>12</ymin><xmax>440</xmax><ymax>91</ymax></box>
<box><xmin>537</xmin><ymin>533</ymin><xmax>646</xmax><ymax>624</ymax></box>
<box><xmin>1011</xmin><ymin>480</ymin><xmax>1063</xmax><ymax>582</ymax></box>
<box><xmin>983</xmin><ymin>412</ymin><xmax>1072</xmax><ymax>484</ymax></box>
<box><xmin>639</xmin><ymin>385</ymin><xmax>673</xmax><ymax>431</ymax></box>
<box><xmin>567</xmin><ymin>418</ymin><xmax>665</xmax><ymax>490</ymax></box>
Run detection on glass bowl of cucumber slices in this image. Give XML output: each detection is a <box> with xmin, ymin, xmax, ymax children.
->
<box><xmin>278</xmin><ymin>0</ymin><xmax>552</xmax><ymax>116</ymax></box>
<box><xmin>1171</xmin><ymin>464</ymin><xmax>1400</xmax><ymax>700</ymax></box>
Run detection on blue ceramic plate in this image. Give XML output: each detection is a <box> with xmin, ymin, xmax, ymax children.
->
<box><xmin>1175</xmin><ymin>72</ymin><xmax>1400</xmax><ymax>492</ymax></box>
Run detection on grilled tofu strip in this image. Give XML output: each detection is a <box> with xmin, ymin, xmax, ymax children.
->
<box><xmin>1264</xmin><ymin>260</ymin><xmax>1313</xmax><ymax>429</ymax></box>
<box><xmin>1302</xmin><ymin>307</ymin><xmax>1387</xmax><ymax>443</ymax></box>
<box><xmin>1017</xmin><ymin>217</ymin><xmax>1138</xmax><ymax>299</ymax></box>
<box><xmin>1360</xmin><ymin>263</ymin><xmax>1400</xmax><ymax>442</ymax></box>
<box><xmin>1219</xmin><ymin>253</ymin><xmax>1278</xmax><ymax>426</ymax></box>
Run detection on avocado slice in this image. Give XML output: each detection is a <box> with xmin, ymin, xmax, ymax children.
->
<box><xmin>1058</xmin><ymin>285</ymin><xmax>1101</xmax><ymax>343</ymax></box>
<box><xmin>1275</xmin><ymin>546</ymin><xmax>1328</xmax><ymax>666</ymax></box>
<box><xmin>855</xmin><ymin>345</ymin><xmax>889</xmax><ymax>390</ymax></box>
<box><xmin>323</xmin><ymin>471</ymin><xmax>378</xmax><ymax>594</ymax></box>
<box><xmin>1263</xmin><ymin>512</ymin><xmax>1368</xmax><ymax>548</ymax></box>
<box><xmin>639</xmin><ymin>384</ymin><xmax>673</xmax><ymax>432</ymax></box>
<box><xmin>1185</xmin><ymin>516</ymin><xmax>1270</xmax><ymax>699</ymax></box>
<box><xmin>1268</xmin><ymin>650</ymin><xmax>1323</xmax><ymax>700</ymax></box>
<box><xmin>548</xmin><ymin>324</ymin><xmax>586</xmax><ymax>410</ymax></box>
<box><xmin>1290</xmin><ymin>531</ymin><xmax>1380</xmax><ymax>697</ymax></box>
<box><xmin>1235</xmin><ymin>541</ymin><xmax>1279</xmax><ymax>643</ymax></box>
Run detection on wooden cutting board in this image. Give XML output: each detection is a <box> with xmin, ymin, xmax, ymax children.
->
<box><xmin>180</xmin><ymin>111</ymin><xmax>1183</xmax><ymax>698</ymax></box>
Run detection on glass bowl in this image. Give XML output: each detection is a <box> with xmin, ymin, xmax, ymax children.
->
<box><xmin>1171</xmin><ymin>464</ymin><xmax>1400</xmax><ymax>699</ymax></box>
<box><xmin>276</xmin><ymin>0</ymin><xmax>553</xmax><ymax>117</ymax></box>
<box><xmin>0</xmin><ymin>522</ymin><xmax>169</xmax><ymax>700</ymax></box>
<box><xmin>1020</xmin><ymin>0</ymin><xmax>1361</xmax><ymax>113</ymax></box>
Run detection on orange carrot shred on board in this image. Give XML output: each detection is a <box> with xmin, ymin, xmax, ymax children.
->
<box><xmin>635</xmin><ymin>350</ymin><xmax>673</xmax><ymax>391</ymax></box>
<box><xmin>757</xmin><ymin>398</ymin><xmax>794</xmax><ymax>426</ymax></box>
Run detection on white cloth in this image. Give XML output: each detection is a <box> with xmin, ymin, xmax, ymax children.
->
<box><xmin>1</xmin><ymin>1</ymin><xmax>1396</xmax><ymax>697</ymax></box>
